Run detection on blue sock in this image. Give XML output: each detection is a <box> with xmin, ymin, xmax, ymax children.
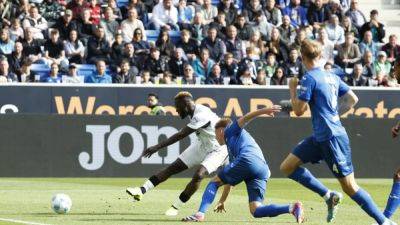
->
<box><xmin>253</xmin><ymin>204</ymin><xmax>290</xmax><ymax>218</ymax></box>
<box><xmin>198</xmin><ymin>181</ymin><xmax>219</xmax><ymax>214</ymax></box>
<box><xmin>351</xmin><ymin>188</ymin><xmax>386</xmax><ymax>224</ymax></box>
<box><xmin>384</xmin><ymin>181</ymin><xmax>400</xmax><ymax>218</ymax></box>
<box><xmin>288</xmin><ymin>167</ymin><xmax>329</xmax><ymax>197</ymax></box>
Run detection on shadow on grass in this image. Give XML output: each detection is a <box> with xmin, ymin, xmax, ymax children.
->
<box><xmin>78</xmin><ymin>218</ymin><xmax>290</xmax><ymax>224</ymax></box>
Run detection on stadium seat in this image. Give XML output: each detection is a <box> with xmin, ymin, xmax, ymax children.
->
<box><xmin>146</xmin><ymin>30</ymin><xmax>159</xmax><ymax>43</ymax></box>
<box><xmin>116</xmin><ymin>0</ymin><xmax>129</xmax><ymax>7</ymax></box>
<box><xmin>169</xmin><ymin>30</ymin><xmax>181</xmax><ymax>44</ymax></box>
<box><xmin>31</xmin><ymin>64</ymin><xmax>50</xmax><ymax>79</ymax></box>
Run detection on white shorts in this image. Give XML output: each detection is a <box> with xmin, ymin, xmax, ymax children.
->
<box><xmin>178</xmin><ymin>141</ymin><xmax>228</xmax><ymax>174</ymax></box>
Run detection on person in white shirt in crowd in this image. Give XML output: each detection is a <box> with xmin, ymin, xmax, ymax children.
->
<box><xmin>121</xmin><ymin>8</ymin><xmax>146</xmax><ymax>43</ymax></box>
<box><xmin>345</xmin><ymin>0</ymin><xmax>366</xmax><ymax>30</ymax></box>
<box><xmin>200</xmin><ymin>0</ymin><xmax>218</xmax><ymax>25</ymax></box>
<box><xmin>64</xmin><ymin>30</ymin><xmax>85</xmax><ymax>64</ymax></box>
<box><xmin>64</xmin><ymin>63</ymin><xmax>81</xmax><ymax>83</ymax></box>
<box><xmin>22</xmin><ymin>6</ymin><xmax>48</xmax><ymax>40</ymax></box>
<box><xmin>324</xmin><ymin>14</ymin><xmax>345</xmax><ymax>47</ymax></box>
<box><xmin>316</xmin><ymin>28</ymin><xmax>334</xmax><ymax>67</ymax></box>
<box><xmin>151</xmin><ymin>0</ymin><xmax>179</xmax><ymax>30</ymax></box>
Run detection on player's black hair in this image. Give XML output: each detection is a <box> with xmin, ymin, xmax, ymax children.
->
<box><xmin>148</xmin><ymin>93</ymin><xmax>159</xmax><ymax>99</ymax></box>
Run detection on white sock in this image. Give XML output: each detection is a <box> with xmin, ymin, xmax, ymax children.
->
<box><xmin>323</xmin><ymin>190</ymin><xmax>332</xmax><ymax>201</ymax></box>
<box><xmin>142</xmin><ymin>180</ymin><xmax>155</xmax><ymax>192</ymax></box>
<box><xmin>289</xmin><ymin>204</ymin><xmax>294</xmax><ymax>213</ymax></box>
<box><xmin>172</xmin><ymin>197</ymin><xmax>185</xmax><ymax>210</ymax></box>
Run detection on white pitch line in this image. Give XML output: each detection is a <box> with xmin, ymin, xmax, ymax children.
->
<box><xmin>0</xmin><ymin>218</ymin><xmax>52</xmax><ymax>225</ymax></box>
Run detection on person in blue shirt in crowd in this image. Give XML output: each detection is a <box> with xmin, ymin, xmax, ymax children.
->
<box><xmin>45</xmin><ymin>62</ymin><xmax>61</xmax><ymax>83</ymax></box>
<box><xmin>282</xmin><ymin>0</ymin><xmax>309</xmax><ymax>28</ymax></box>
<box><xmin>182</xmin><ymin>106</ymin><xmax>305</xmax><ymax>223</ymax></box>
<box><xmin>85</xmin><ymin>60</ymin><xmax>112</xmax><ymax>83</ymax></box>
<box><xmin>279</xmin><ymin>39</ymin><xmax>397</xmax><ymax>225</ymax></box>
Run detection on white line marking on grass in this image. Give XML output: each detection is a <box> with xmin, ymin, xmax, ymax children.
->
<box><xmin>0</xmin><ymin>218</ymin><xmax>52</xmax><ymax>225</ymax></box>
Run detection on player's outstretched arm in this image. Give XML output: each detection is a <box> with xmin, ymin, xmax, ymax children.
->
<box><xmin>338</xmin><ymin>90</ymin><xmax>359</xmax><ymax>114</ymax></box>
<box><xmin>392</xmin><ymin>121</ymin><xmax>400</xmax><ymax>138</ymax></box>
<box><xmin>214</xmin><ymin>185</ymin><xmax>233</xmax><ymax>213</ymax></box>
<box><xmin>237</xmin><ymin>105</ymin><xmax>282</xmax><ymax>128</ymax></box>
<box><xmin>142</xmin><ymin>126</ymin><xmax>196</xmax><ymax>158</ymax></box>
<box><xmin>289</xmin><ymin>78</ymin><xmax>308</xmax><ymax>116</ymax></box>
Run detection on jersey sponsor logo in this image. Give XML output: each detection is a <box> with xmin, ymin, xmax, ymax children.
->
<box><xmin>79</xmin><ymin>125</ymin><xmax>197</xmax><ymax>170</ymax></box>
<box><xmin>332</xmin><ymin>164</ymin><xmax>339</xmax><ymax>174</ymax></box>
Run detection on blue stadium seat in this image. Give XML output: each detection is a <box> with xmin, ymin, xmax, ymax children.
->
<box><xmin>31</xmin><ymin>64</ymin><xmax>50</xmax><ymax>79</ymax></box>
<box><xmin>169</xmin><ymin>30</ymin><xmax>181</xmax><ymax>44</ymax></box>
<box><xmin>211</xmin><ymin>0</ymin><xmax>219</xmax><ymax>5</ymax></box>
<box><xmin>146</xmin><ymin>30</ymin><xmax>159</xmax><ymax>43</ymax></box>
<box><xmin>117</xmin><ymin>0</ymin><xmax>129</xmax><ymax>7</ymax></box>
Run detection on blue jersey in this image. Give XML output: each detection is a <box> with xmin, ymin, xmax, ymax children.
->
<box><xmin>298</xmin><ymin>67</ymin><xmax>350</xmax><ymax>142</ymax></box>
<box><xmin>224</xmin><ymin>120</ymin><xmax>266</xmax><ymax>163</ymax></box>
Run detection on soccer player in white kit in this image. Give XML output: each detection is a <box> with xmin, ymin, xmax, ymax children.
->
<box><xmin>126</xmin><ymin>91</ymin><xmax>228</xmax><ymax>216</ymax></box>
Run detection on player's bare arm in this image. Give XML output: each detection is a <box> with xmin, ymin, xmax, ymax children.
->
<box><xmin>214</xmin><ymin>185</ymin><xmax>233</xmax><ymax>213</ymax></box>
<box><xmin>142</xmin><ymin>126</ymin><xmax>196</xmax><ymax>157</ymax></box>
<box><xmin>237</xmin><ymin>106</ymin><xmax>282</xmax><ymax>128</ymax></box>
<box><xmin>338</xmin><ymin>90</ymin><xmax>359</xmax><ymax>115</ymax></box>
<box><xmin>392</xmin><ymin>121</ymin><xmax>400</xmax><ymax>138</ymax></box>
<box><xmin>289</xmin><ymin>77</ymin><xmax>308</xmax><ymax>117</ymax></box>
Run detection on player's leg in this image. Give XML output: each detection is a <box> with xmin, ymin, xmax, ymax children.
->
<box><xmin>126</xmin><ymin>158</ymin><xmax>188</xmax><ymax>200</ymax></box>
<box><xmin>182</xmin><ymin>176</ymin><xmax>224</xmax><ymax>222</ymax></box>
<box><xmin>384</xmin><ymin>167</ymin><xmax>400</xmax><ymax>218</ymax></box>
<box><xmin>246</xmin><ymin>178</ymin><xmax>305</xmax><ymax>223</ymax></box>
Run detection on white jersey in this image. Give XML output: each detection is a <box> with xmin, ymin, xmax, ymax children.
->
<box><xmin>187</xmin><ymin>104</ymin><xmax>220</xmax><ymax>149</ymax></box>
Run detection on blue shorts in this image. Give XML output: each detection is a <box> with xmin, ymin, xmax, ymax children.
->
<box><xmin>218</xmin><ymin>157</ymin><xmax>270</xmax><ymax>202</ymax></box>
<box><xmin>292</xmin><ymin>135</ymin><xmax>354</xmax><ymax>178</ymax></box>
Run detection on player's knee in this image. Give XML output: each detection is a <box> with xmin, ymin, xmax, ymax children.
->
<box><xmin>341</xmin><ymin>181</ymin><xmax>359</xmax><ymax>196</ymax></box>
<box><xmin>279</xmin><ymin>162</ymin><xmax>294</xmax><ymax>176</ymax></box>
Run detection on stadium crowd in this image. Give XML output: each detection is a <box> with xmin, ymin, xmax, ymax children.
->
<box><xmin>0</xmin><ymin>0</ymin><xmax>399</xmax><ymax>86</ymax></box>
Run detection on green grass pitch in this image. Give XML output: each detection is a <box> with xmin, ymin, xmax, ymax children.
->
<box><xmin>0</xmin><ymin>178</ymin><xmax>397</xmax><ymax>225</ymax></box>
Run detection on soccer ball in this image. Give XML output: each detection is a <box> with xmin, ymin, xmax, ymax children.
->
<box><xmin>51</xmin><ymin>194</ymin><xmax>72</xmax><ymax>214</ymax></box>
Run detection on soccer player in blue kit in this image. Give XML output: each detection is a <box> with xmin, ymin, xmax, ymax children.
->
<box><xmin>182</xmin><ymin>106</ymin><xmax>305</xmax><ymax>223</ymax></box>
<box><xmin>279</xmin><ymin>39</ymin><xmax>397</xmax><ymax>225</ymax></box>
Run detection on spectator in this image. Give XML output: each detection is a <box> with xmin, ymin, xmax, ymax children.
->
<box><xmin>86</xmin><ymin>0</ymin><xmax>101</xmax><ymax>25</ymax></box>
<box><xmin>9</xmin><ymin>19</ymin><xmax>24</xmax><ymax>42</ymax></box>
<box><xmin>282</xmin><ymin>0</ymin><xmax>308</xmax><ymax>28</ymax></box>
<box><xmin>100</xmin><ymin>7</ymin><xmax>120</xmax><ymax>43</ymax></box>
<box><xmin>208</xmin><ymin>11</ymin><xmax>227</xmax><ymax>40</ymax></box>
<box><xmin>336</xmin><ymin>32</ymin><xmax>361</xmax><ymax>68</ymax></box>
<box><xmin>156</xmin><ymin>29</ymin><xmax>175</xmax><ymax>58</ymax></box>
<box><xmin>264</xmin><ymin>0</ymin><xmax>282</xmax><ymax>26</ymax></box>
<box><xmin>169</xmin><ymin>48</ymin><xmax>187</xmax><ymax>78</ymax></box>
<box><xmin>242</xmin><ymin>0</ymin><xmax>264</xmax><ymax>23</ymax></box>
<box><xmin>256</xmin><ymin>69</ymin><xmax>268</xmax><ymax>85</ymax></box>
<box><xmin>217</xmin><ymin>0</ymin><xmax>237</xmax><ymax>26</ymax></box>
<box><xmin>359</xmin><ymin>30</ymin><xmax>378</xmax><ymax>60</ymax></box>
<box><xmin>238</xmin><ymin>46</ymin><xmax>261</xmax><ymax>80</ymax></box>
<box><xmin>200</xmin><ymin>0</ymin><xmax>218</xmax><ymax>25</ymax></box>
<box><xmin>0</xmin><ymin>56</ymin><xmax>17</xmax><ymax>82</ymax></box>
<box><xmin>191</xmin><ymin>48</ymin><xmax>215</xmax><ymax>78</ymax></box>
<box><xmin>0</xmin><ymin>28</ymin><xmax>15</xmax><ymax>56</ymax></box>
<box><xmin>67</xmin><ymin>0</ymin><xmax>88</xmax><ymax>20</ymax></box>
<box><xmin>290</xmin><ymin>29</ymin><xmax>307</xmax><ymax>52</ymax></box>
<box><xmin>118</xmin><ymin>43</ymin><xmax>140</xmax><ymax>74</ymax></box>
<box><xmin>327</xmin><ymin>0</ymin><xmax>344</xmax><ymax>22</ymax></box>
<box><xmin>205</xmin><ymin>64</ymin><xmax>224</xmax><ymax>84</ymax></box>
<box><xmin>21</xmin><ymin>28</ymin><xmax>44</xmax><ymax>64</ymax></box>
<box><xmin>342</xmin><ymin>16</ymin><xmax>359</xmax><ymax>43</ymax></box>
<box><xmin>360</xmin><ymin>9</ymin><xmax>385</xmax><ymax>43</ymax></box>
<box><xmin>224</xmin><ymin>25</ymin><xmax>246</xmax><ymax>61</ymax></box>
<box><xmin>316</xmin><ymin>28</ymin><xmax>334</xmax><ymax>66</ymax></box>
<box><xmin>200</xmin><ymin>27</ymin><xmax>226</xmax><ymax>62</ymax></box>
<box><xmin>345</xmin><ymin>0</ymin><xmax>366</xmax><ymax>30</ymax></box>
<box><xmin>111</xmin><ymin>33</ymin><xmax>125</xmax><ymax>64</ymax></box>
<box><xmin>278</xmin><ymin>15</ymin><xmax>296</xmax><ymax>44</ymax></box>
<box><xmin>113</xmin><ymin>60</ymin><xmax>137</xmax><ymax>83</ymax></box>
<box><xmin>141</xmin><ymin>70</ymin><xmax>153</xmax><ymax>84</ymax></box>
<box><xmin>344</xmin><ymin>63</ymin><xmax>368</xmax><ymax>86</ymax></box>
<box><xmin>17</xmin><ymin>59</ymin><xmax>35</xmax><ymax>82</ymax></box>
<box><xmin>261</xmin><ymin>53</ymin><xmax>278</xmax><ymax>78</ymax></box>
<box><xmin>235</xmin><ymin>14</ymin><xmax>253</xmax><ymax>41</ymax></box>
<box><xmin>271</xmin><ymin>66</ymin><xmax>287</xmax><ymax>85</ymax></box>
<box><xmin>44</xmin><ymin>29</ymin><xmax>69</xmax><ymax>71</ymax></box>
<box><xmin>382</xmin><ymin>34</ymin><xmax>400</xmax><ymax>65</ymax></box>
<box><xmin>151</xmin><ymin>0</ymin><xmax>179</xmax><ymax>30</ymax></box>
<box><xmin>238</xmin><ymin>66</ymin><xmax>254</xmax><ymax>85</ymax></box>
<box><xmin>7</xmin><ymin>42</ymin><xmax>26</xmax><ymax>74</ymax></box>
<box><xmin>85</xmin><ymin>60</ymin><xmax>112</xmax><ymax>83</ymax></box>
<box><xmin>325</xmin><ymin>14</ymin><xmax>345</xmax><ymax>46</ymax></box>
<box><xmin>284</xmin><ymin>48</ymin><xmax>304</xmax><ymax>78</ymax></box>
<box><xmin>121</xmin><ymin>8</ymin><xmax>146</xmax><ymax>43</ymax></box>
<box><xmin>15</xmin><ymin>0</ymin><xmax>30</xmax><ymax>22</ymax></box>
<box><xmin>0</xmin><ymin>0</ymin><xmax>15</xmax><ymax>28</ymax></box>
<box><xmin>373</xmin><ymin>51</ymin><xmax>391</xmax><ymax>77</ymax></box>
<box><xmin>177</xmin><ymin>0</ymin><xmax>194</xmax><ymax>30</ymax></box>
<box><xmin>252</xmin><ymin>11</ymin><xmax>274</xmax><ymax>41</ymax></box>
<box><xmin>87</xmin><ymin>27</ymin><xmax>111</xmax><ymax>64</ymax></box>
<box><xmin>387</xmin><ymin>71</ymin><xmax>399</xmax><ymax>87</ymax></box>
<box><xmin>147</xmin><ymin>93</ymin><xmax>166</xmax><ymax>115</ymax></box>
<box><xmin>64</xmin><ymin>30</ymin><xmax>85</xmax><ymax>64</ymax></box>
<box><xmin>107</xmin><ymin>0</ymin><xmax>123</xmax><ymax>22</ymax></box>
<box><xmin>161</xmin><ymin>71</ymin><xmax>175</xmax><ymax>84</ymax></box>
<box><xmin>267</xmin><ymin>27</ymin><xmax>290</xmax><ymax>63</ymax></box>
<box><xmin>53</xmin><ymin>9</ymin><xmax>78</xmax><ymax>41</ymax></box>
<box><xmin>245</xmin><ymin>30</ymin><xmax>266</xmax><ymax>60</ymax></box>
<box><xmin>143</xmin><ymin>47</ymin><xmax>169</xmax><ymax>77</ymax></box>
<box><xmin>190</xmin><ymin>12</ymin><xmax>207</xmax><ymax>43</ymax></box>
<box><xmin>361</xmin><ymin>50</ymin><xmax>375</xmax><ymax>78</ymax></box>
<box><xmin>176</xmin><ymin>29</ymin><xmax>199</xmax><ymax>61</ymax></box>
<box><xmin>64</xmin><ymin>63</ymin><xmax>81</xmax><ymax>83</ymax></box>
<box><xmin>22</xmin><ymin>6</ymin><xmax>48</xmax><ymax>40</ymax></box>
<box><xmin>307</xmin><ymin>0</ymin><xmax>329</xmax><ymax>31</ymax></box>
<box><xmin>324</xmin><ymin>62</ymin><xmax>333</xmax><ymax>72</ymax></box>
<box><xmin>122</xmin><ymin>0</ymin><xmax>148</xmax><ymax>25</ymax></box>
<box><xmin>76</xmin><ymin>9</ymin><xmax>96</xmax><ymax>45</ymax></box>
<box><xmin>45</xmin><ymin>62</ymin><xmax>61</xmax><ymax>83</ymax></box>
<box><xmin>132</xmin><ymin>28</ymin><xmax>150</xmax><ymax>65</ymax></box>
<box><xmin>182</xmin><ymin>64</ymin><xmax>197</xmax><ymax>84</ymax></box>
<box><xmin>220</xmin><ymin>52</ymin><xmax>239</xmax><ymax>82</ymax></box>
<box><xmin>142</xmin><ymin>0</ymin><xmax>158</xmax><ymax>13</ymax></box>
<box><xmin>39</xmin><ymin>0</ymin><xmax>63</xmax><ymax>27</ymax></box>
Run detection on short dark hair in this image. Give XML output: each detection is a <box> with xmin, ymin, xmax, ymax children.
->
<box><xmin>148</xmin><ymin>93</ymin><xmax>159</xmax><ymax>99</ymax></box>
<box><xmin>215</xmin><ymin>118</ymin><xmax>232</xmax><ymax>129</ymax></box>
